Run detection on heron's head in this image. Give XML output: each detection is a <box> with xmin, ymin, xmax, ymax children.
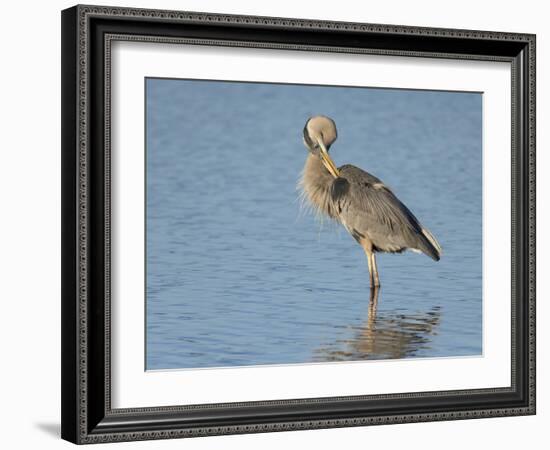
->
<box><xmin>303</xmin><ymin>115</ymin><xmax>340</xmax><ymax>178</ymax></box>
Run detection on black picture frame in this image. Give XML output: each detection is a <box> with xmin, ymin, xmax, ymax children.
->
<box><xmin>61</xmin><ymin>4</ymin><xmax>536</xmax><ymax>444</ymax></box>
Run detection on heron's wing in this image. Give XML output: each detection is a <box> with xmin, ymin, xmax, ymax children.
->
<box><xmin>333</xmin><ymin>165</ymin><xmax>441</xmax><ymax>260</ymax></box>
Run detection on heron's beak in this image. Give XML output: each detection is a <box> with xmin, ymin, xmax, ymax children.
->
<box><xmin>317</xmin><ymin>139</ymin><xmax>340</xmax><ymax>178</ymax></box>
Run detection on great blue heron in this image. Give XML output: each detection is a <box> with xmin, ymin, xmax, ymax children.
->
<box><xmin>300</xmin><ymin>115</ymin><xmax>442</xmax><ymax>288</ymax></box>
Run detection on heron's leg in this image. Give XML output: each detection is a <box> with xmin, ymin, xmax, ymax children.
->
<box><xmin>364</xmin><ymin>249</ymin><xmax>375</xmax><ymax>288</ymax></box>
<box><xmin>371</xmin><ymin>253</ymin><xmax>381</xmax><ymax>287</ymax></box>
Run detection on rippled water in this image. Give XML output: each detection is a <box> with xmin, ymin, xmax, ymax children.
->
<box><xmin>145</xmin><ymin>78</ymin><xmax>482</xmax><ymax>370</ymax></box>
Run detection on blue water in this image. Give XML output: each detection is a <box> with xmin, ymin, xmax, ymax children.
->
<box><xmin>145</xmin><ymin>78</ymin><xmax>482</xmax><ymax>370</ymax></box>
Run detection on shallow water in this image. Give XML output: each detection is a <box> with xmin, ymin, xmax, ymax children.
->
<box><xmin>145</xmin><ymin>78</ymin><xmax>482</xmax><ymax>370</ymax></box>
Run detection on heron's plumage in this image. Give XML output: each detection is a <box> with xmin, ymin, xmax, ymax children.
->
<box><xmin>332</xmin><ymin>165</ymin><xmax>441</xmax><ymax>261</ymax></box>
<box><xmin>300</xmin><ymin>156</ymin><xmax>441</xmax><ymax>261</ymax></box>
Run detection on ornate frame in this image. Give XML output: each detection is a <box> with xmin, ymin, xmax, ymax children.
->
<box><xmin>61</xmin><ymin>4</ymin><xmax>536</xmax><ymax>444</ymax></box>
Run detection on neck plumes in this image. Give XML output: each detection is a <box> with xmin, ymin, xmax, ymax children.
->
<box><xmin>299</xmin><ymin>154</ymin><xmax>338</xmax><ymax>219</ymax></box>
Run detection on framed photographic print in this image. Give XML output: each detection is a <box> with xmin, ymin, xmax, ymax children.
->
<box><xmin>61</xmin><ymin>4</ymin><xmax>536</xmax><ymax>444</ymax></box>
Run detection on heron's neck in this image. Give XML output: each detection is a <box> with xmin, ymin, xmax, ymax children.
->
<box><xmin>300</xmin><ymin>154</ymin><xmax>338</xmax><ymax>218</ymax></box>
<box><xmin>304</xmin><ymin>153</ymin><xmax>333</xmax><ymax>182</ymax></box>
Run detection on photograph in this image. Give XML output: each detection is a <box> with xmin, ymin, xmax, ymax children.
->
<box><xmin>145</xmin><ymin>78</ymin><xmax>482</xmax><ymax>370</ymax></box>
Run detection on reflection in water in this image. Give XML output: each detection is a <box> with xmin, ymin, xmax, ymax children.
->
<box><xmin>314</xmin><ymin>288</ymin><xmax>442</xmax><ymax>362</ymax></box>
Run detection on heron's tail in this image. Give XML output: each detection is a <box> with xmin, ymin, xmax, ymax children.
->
<box><xmin>419</xmin><ymin>227</ymin><xmax>442</xmax><ymax>261</ymax></box>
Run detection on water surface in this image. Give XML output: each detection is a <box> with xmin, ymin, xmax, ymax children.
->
<box><xmin>145</xmin><ymin>78</ymin><xmax>482</xmax><ymax>370</ymax></box>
